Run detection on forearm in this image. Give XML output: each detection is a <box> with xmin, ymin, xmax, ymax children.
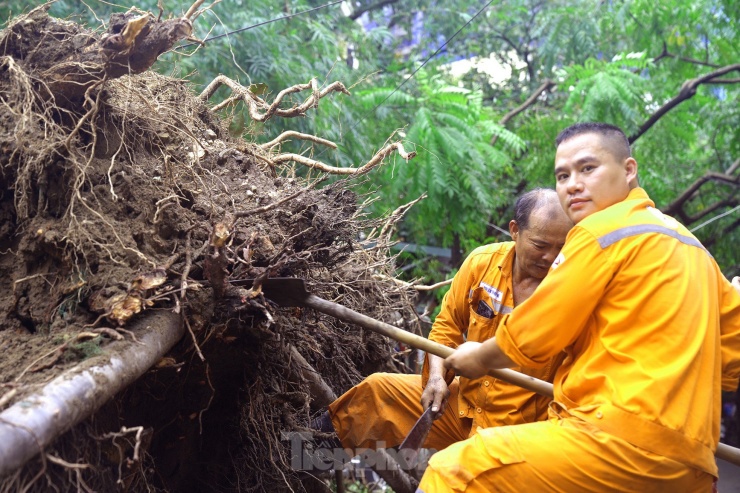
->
<box><xmin>427</xmin><ymin>354</ymin><xmax>447</xmax><ymax>379</ymax></box>
<box><xmin>478</xmin><ymin>337</ymin><xmax>516</xmax><ymax>370</ymax></box>
<box><xmin>443</xmin><ymin>338</ymin><xmax>516</xmax><ymax>379</ymax></box>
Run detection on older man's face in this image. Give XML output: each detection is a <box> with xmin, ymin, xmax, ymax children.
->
<box><xmin>511</xmin><ymin>207</ymin><xmax>572</xmax><ymax>280</ymax></box>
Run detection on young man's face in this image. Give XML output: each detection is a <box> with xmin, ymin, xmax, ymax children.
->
<box><xmin>554</xmin><ymin>133</ymin><xmax>637</xmax><ymax>224</ymax></box>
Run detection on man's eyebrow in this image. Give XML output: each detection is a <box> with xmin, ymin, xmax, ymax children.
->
<box><xmin>554</xmin><ymin>156</ymin><xmax>598</xmax><ymax>174</ymax></box>
<box><xmin>574</xmin><ymin>155</ymin><xmax>598</xmax><ymax>166</ymax></box>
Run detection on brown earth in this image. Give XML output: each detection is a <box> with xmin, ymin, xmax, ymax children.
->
<box><xmin>0</xmin><ymin>6</ymin><xmax>419</xmax><ymax>492</ymax></box>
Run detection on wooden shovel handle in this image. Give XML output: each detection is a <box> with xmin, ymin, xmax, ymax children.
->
<box><xmin>304</xmin><ymin>293</ymin><xmax>740</xmax><ymax>468</ymax></box>
<box><xmin>305</xmin><ymin>295</ymin><xmax>554</xmax><ymax>398</ymax></box>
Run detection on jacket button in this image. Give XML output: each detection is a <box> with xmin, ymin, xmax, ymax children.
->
<box><xmin>484</xmin><ymin>381</ymin><xmax>490</xmax><ymax>387</ymax></box>
<box><xmin>596</xmin><ymin>411</ymin><xmax>603</xmax><ymax>419</ymax></box>
<box><xmin>476</xmin><ymin>407</ymin><xmax>482</xmax><ymax>413</ymax></box>
<box><xmin>459</xmin><ymin>411</ymin><xmax>465</xmax><ymax>416</ymax></box>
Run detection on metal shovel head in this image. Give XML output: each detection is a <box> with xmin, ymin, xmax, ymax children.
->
<box><xmin>235</xmin><ymin>277</ymin><xmax>311</xmax><ymax>307</ymax></box>
<box><xmin>398</xmin><ymin>406</ymin><xmax>434</xmax><ymax>469</ymax></box>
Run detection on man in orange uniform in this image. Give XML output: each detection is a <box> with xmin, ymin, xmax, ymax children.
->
<box><xmin>419</xmin><ymin>122</ymin><xmax>740</xmax><ymax>492</ymax></box>
<box><xmin>324</xmin><ymin>188</ymin><xmax>572</xmax><ymax>453</ymax></box>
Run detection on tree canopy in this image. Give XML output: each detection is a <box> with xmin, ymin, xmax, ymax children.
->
<box><xmin>2</xmin><ymin>0</ymin><xmax>738</xmax><ymax>276</ymax></box>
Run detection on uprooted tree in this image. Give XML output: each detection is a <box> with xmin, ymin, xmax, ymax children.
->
<box><xmin>0</xmin><ymin>5</ymin><xmax>421</xmax><ymax>492</ymax></box>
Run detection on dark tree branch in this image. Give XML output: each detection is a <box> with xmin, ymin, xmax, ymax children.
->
<box><xmin>706</xmin><ymin>78</ymin><xmax>740</xmax><ymax>84</ymax></box>
<box><xmin>662</xmin><ymin>173</ymin><xmax>739</xmax><ymax>218</ymax></box>
<box><xmin>628</xmin><ymin>63</ymin><xmax>740</xmax><ymax>144</ymax></box>
<box><xmin>653</xmin><ymin>41</ymin><xmax>721</xmax><ymax>68</ymax></box>
<box><xmin>490</xmin><ymin>79</ymin><xmax>556</xmax><ymax>145</ymax></box>
<box><xmin>703</xmin><ymin>216</ymin><xmax>740</xmax><ymax>249</ymax></box>
<box><xmin>493</xmin><ymin>33</ymin><xmax>524</xmax><ymax>59</ymax></box>
<box><xmin>686</xmin><ymin>198</ymin><xmax>739</xmax><ymax>225</ymax></box>
<box><xmin>500</xmin><ymin>79</ymin><xmax>556</xmax><ymax>126</ymax></box>
<box><xmin>349</xmin><ymin>0</ymin><xmax>400</xmax><ymax>21</ymax></box>
<box><xmin>662</xmin><ymin>158</ymin><xmax>740</xmax><ymax>218</ymax></box>
<box><xmin>521</xmin><ymin>1</ymin><xmax>545</xmax><ymax>82</ymax></box>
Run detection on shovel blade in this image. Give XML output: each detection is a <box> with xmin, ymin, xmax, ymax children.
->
<box><xmin>234</xmin><ymin>277</ymin><xmax>311</xmax><ymax>307</ymax></box>
<box><xmin>398</xmin><ymin>406</ymin><xmax>434</xmax><ymax>468</ymax></box>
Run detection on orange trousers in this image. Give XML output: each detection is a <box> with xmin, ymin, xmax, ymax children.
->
<box><xmin>417</xmin><ymin>416</ymin><xmax>714</xmax><ymax>492</ymax></box>
<box><xmin>328</xmin><ymin>373</ymin><xmax>473</xmax><ymax>451</ymax></box>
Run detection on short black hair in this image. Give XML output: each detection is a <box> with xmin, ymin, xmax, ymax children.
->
<box><xmin>513</xmin><ymin>188</ymin><xmax>559</xmax><ymax>230</ymax></box>
<box><xmin>555</xmin><ymin>122</ymin><xmax>631</xmax><ymax>159</ymax></box>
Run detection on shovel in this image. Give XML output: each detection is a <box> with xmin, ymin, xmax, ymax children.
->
<box><xmin>242</xmin><ymin>278</ymin><xmax>740</xmax><ymax>468</ymax></box>
<box><xmin>242</xmin><ymin>277</ymin><xmax>553</xmax><ymax>397</ymax></box>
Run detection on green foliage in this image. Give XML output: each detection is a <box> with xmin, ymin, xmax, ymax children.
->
<box><xmin>561</xmin><ymin>56</ymin><xmax>649</xmax><ymax>134</ymax></box>
<box><xmin>361</xmin><ymin>72</ymin><xmax>525</xmax><ymax>252</ymax></box>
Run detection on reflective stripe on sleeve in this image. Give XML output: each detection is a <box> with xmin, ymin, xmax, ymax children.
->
<box><xmin>597</xmin><ymin>224</ymin><xmax>709</xmax><ymax>255</ymax></box>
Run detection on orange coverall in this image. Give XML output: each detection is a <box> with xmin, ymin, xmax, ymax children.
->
<box><xmin>329</xmin><ymin>242</ymin><xmax>562</xmax><ymax>451</ymax></box>
<box><xmin>419</xmin><ymin>188</ymin><xmax>740</xmax><ymax>492</ymax></box>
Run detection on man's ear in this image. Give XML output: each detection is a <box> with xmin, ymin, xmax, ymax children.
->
<box><xmin>624</xmin><ymin>157</ymin><xmax>638</xmax><ymax>186</ymax></box>
<box><xmin>509</xmin><ymin>220</ymin><xmax>519</xmax><ymax>239</ymax></box>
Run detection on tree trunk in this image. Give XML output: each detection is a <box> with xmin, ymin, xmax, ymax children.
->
<box><xmin>451</xmin><ymin>232</ymin><xmax>462</xmax><ymax>268</ymax></box>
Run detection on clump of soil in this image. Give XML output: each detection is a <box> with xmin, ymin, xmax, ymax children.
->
<box><xmin>0</xmin><ymin>5</ymin><xmax>419</xmax><ymax>492</ymax></box>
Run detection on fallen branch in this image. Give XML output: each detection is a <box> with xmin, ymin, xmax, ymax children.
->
<box><xmin>685</xmin><ymin>198</ymin><xmax>739</xmax><ymax>225</ymax></box>
<box><xmin>0</xmin><ymin>311</ymin><xmax>183</xmax><ymax>478</ymax></box>
<box><xmin>199</xmin><ymin>76</ymin><xmax>350</xmax><ymax>121</ymax></box>
<box><xmin>272</xmin><ymin>141</ymin><xmax>415</xmax><ymax>175</ymax></box>
<box><xmin>288</xmin><ymin>345</ymin><xmax>336</xmax><ymax>410</ymax></box>
<box><xmin>184</xmin><ymin>0</ymin><xmax>208</xmax><ymax>19</ymax></box>
<box><xmin>706</xmin><ymin>78</ymin><xmax>740</xmax><ymax>84</ymax></box>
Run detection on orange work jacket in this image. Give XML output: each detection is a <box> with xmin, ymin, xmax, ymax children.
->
<box><xmin>424</xmin><ymin>242</ymin><xmax>563</xmax><ymax>430</ymax></box>
<box><xmin>497</xmin><ymin>188</ymin><xmax>740</xmax><ymax>476</ymax></box>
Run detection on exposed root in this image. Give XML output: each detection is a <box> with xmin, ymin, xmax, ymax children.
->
<box><xmin>372</xmin><ymin>274</ymin><xmax>453</xmax><ymax>291</ymax></box>
<box><xmin>97</xmin><ymin>425</ymin><xmax>147</xmax><ymax>487</ymax></box>
<box><xmin>200</xmin><ymin>75</ymin><xmax>351</xmax><ymax>121</ymax></box>
<box><xmin>45</xmin><ymin>454</ymin><xmax>94</xmax><ymax>493</ymax></box>
<box><xmin>259</xmin><ymin>131</ymin><xmax>338</xmax><ymax>151</ymax></box>
<box><xmin>272</xmin><ymin>141</ymin><xmax>416</xmax><ymax>175</ymax></box>
<box><xmin>375</xmin><ymin>193</ymin><xmax>427</xmax><ymax>242</ymax></box>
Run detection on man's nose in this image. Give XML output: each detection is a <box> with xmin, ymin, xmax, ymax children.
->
<box><xmin>566</xmin><ymin>173</ymin><xmax>582</xmax><ymax>193</ymax></box>
<box><xmin>542</xmin><ymin>247</ymin><xmax>559</xmax><ymax>264</ymax></box>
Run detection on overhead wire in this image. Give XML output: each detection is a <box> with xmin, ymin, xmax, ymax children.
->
<box><xmin>181</xmin><ymin>0</ymin><xmax>345</xmax><ymax>49</ymax></box>
<box><xmin>310</xmin><ymin>0</ymin><xmax>497</xmax><ymax>162</ymax></box>
<box><xmin>348</xmin><ymin>0</ymin><xmax>496</xmax><ymax>133</ymax></box>
<box><xmin>690</xmin><ymin>203</ymin><xmax>740</xmax><ymax>232</ymax></box>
